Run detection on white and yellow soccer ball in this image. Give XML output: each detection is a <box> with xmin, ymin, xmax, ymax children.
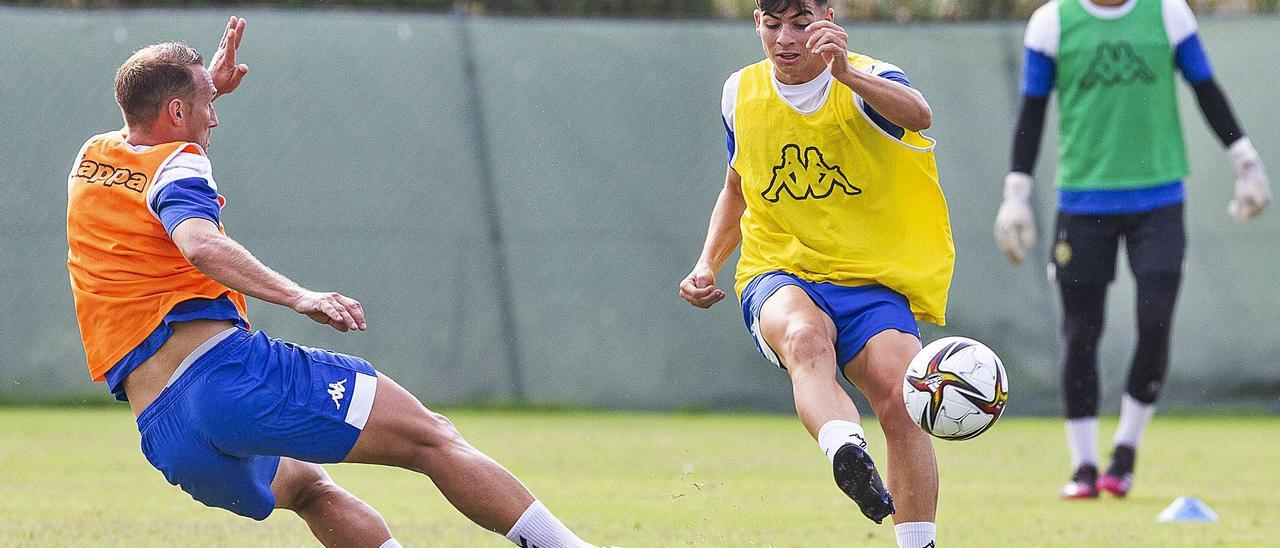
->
<box><xmin>902</xmin><ymin>337</ymin><xmax>1009</xmax><ymax>441</ymax></box>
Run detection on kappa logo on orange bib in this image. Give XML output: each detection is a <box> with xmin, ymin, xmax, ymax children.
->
<box><xmin>74</xmin><ymin>159</ymin><xmax>149</xmax><ymax>193</ymax></box>
<box><xmin>762</xmin><ymin>144</ymin><xmax>861</xmax><ymax>203</ymax></box>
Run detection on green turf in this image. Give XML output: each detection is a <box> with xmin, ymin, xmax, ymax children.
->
<box><xmin>2</xmin><ymin>408</ymin><xmax>1277</xmax><ymax>546</ymax></box>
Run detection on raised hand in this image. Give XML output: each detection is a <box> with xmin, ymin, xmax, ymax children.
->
<box><xmin>805</xmin><ymin>20</ymin><xmax>850</xmax><ymax>77</ymax></box>
<box><xmin>209</xmin><ymin>16</ymin><xmax>248</xmax><ymax>100</ymax></box>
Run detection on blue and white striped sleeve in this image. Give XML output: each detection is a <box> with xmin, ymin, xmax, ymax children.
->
<box><xmin>722</xmin><ymin>70</ymin><xmax>742</xmax><ymax>165</ymax></box>
<box><xmin>1021</xmin><ymin>2</ymin><xmax>1059</xmax><ymax>98</ymax></box>
<box><xmin>861</xmin><ymin>63</ymin><xmax>913</xmax><ymax>139</ymax></box>
<box><xmin>1164</xmin><ymin>0</ymin><xmax>1213</xmax><ymax>84</ymax></box>
<box><xmin>147</xmin><ymin>153</ymin><xmax>222</xmax><ymax>236</ymax></box>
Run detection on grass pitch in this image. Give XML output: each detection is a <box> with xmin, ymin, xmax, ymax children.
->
<box><xmin>2</xmin><ymin>407</ymin><xmax>1277</xmax><ymax>546</ymax></box>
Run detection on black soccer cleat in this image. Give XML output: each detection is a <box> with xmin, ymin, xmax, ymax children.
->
<box><xmin>832</xmin><ymin>443</ymin><xmax>895</xmax><ymax>524</ymax></box>
<box><xmin>1097</xmin><ymin>445</ymin><xmax>1136</xmax><ymax>498</ymax></box>
<box><xmin>1061</xmin><ymin>463</ymin><xmax>1099</xmax><ymax>499</ymax></box>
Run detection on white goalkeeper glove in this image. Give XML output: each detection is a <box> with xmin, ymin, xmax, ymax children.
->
<box><xmin>994</xmin><ymin>172</ymin><xmax>1037</xmax><ymax>264</ymax></box>
<box><xmin>1228</xmin><ymin>137</ymin><xmax>1271</xmax><ymax>223</ymax></box>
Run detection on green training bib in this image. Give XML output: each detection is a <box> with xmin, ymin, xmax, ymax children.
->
<box><xmin>1055</xmin><ymin>0</ymin><xmax>1188</xmax><ymax>190</ymax></box>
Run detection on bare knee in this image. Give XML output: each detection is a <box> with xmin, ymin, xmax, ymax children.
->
<box><xmin>405</xmin><ymin>410</ymin><xmax>472</xmax><ymax>474</ymax></box>
<box><xmin>275</xmin><ymin>463</ymin><xmax>343</xmax><ymax>513</ymax></box>
<box><xmin>873</xmin><ymin>390</ymin><xmax>923</xmax><ymax>440</ymax></box>
<box><xmin>851</xmin><ymin>339</ymin><xmax>922</xmax><ymax>436</ymax></box>
<box><xmin>779</xmin><ymin>322</ymin><xmax>835</xmax><ymax>375</ymax></box>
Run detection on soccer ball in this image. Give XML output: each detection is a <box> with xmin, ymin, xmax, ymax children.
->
<box><xmin>902</xmin><ymin>336</ymin><xmax>1008</xmax><ymax>441</ymax></box>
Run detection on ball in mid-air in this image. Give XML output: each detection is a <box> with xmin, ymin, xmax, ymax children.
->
<box><xmin>902</xmin><ymin>336</ymin><xmax>1008</xmax><ymax>441</ymax></box>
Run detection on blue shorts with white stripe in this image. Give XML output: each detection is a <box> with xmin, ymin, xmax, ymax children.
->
<box><xmin>136</xmin><ymin>328</ymin><xmax>377</xmax><ymax>520</ymax></box>
<box><xmin>741</xmin><ymin>270</ymin><xmax>920</xmax><ymax>371</ymax></box>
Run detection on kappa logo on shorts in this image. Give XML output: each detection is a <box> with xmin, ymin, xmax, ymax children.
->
<box><xmin>762</xmin><ymin>144</ymin><xmax>862</xmax><ymax>203</ymax></box>
<box><xmin>1080</xmin><ymin>41</ymin><xmax>1156</xmax><ymax>90</ymax></box>
<box><xmin>73</xmin><ymin>159</ymin><xmax>149</xmax><ymax>193</ymax></box>
<box><xmin>327</xmin><ymin>378</ymin><xmax>347</xmax><ymax>409</ymax></box>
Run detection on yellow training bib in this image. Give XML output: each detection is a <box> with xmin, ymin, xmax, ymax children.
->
<box><xmin>732</xmin><ymin>54</ymin><xmax>954</xmax><ymax>325</ymax></box>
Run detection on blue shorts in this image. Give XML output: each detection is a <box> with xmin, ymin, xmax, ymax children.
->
<box><xmin>741</xmin><ymin>271</ymin><xmax>920</xmax><ymax>370</ymax></box>
<box><xmin>136</xmin><ymin>329</ymin><xmax>378</xmax><ymax>520</ymax></box>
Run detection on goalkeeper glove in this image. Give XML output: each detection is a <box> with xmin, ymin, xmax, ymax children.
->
<box><xmin>995</xmin><ymin>172</ymin><xmax>1037</xmax><ymax>264</ymax></box>
<box><xmin>1228</xmin><ymin>137</ymin><xmax>1271</xmax><ymax>223</ymax></box>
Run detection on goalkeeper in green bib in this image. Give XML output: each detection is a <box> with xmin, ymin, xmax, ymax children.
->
<box><xmin>994</xmin><ymin>0</ymin><xmax>1271</xmax><ymax>499</ymax></box>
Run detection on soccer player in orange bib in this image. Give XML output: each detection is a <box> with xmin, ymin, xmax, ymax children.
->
<box><xmin>678</xmin><ymin>1</ymin><xmax>953</xmax><ymax>546</ymax></box>
<box><xmin>66</xmin><ymin>17</ymin><xmax>592</xmax><ymax>547</ymax></box>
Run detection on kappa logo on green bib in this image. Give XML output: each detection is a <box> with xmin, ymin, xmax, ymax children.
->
<box><xmin>1080</xmin><ymin>41</ymin><xmax>1156</xmax><ymax>90</ymax></box>
<box><xmin>762</xmin><ymin>144</ymin><xmax>862</xmax><ymax>203</ymax></box>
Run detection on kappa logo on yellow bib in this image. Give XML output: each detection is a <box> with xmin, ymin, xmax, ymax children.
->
<box><xmin>762</xmin><ymin>144</ymin><xmax>862</xmax><ymax>203</ymax></box>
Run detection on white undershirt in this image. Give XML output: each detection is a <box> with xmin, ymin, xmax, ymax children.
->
<box><xmin>774</xmin><ymin>69</ymin><xmax>835</xmax><ymax>115</ymax></box>
<box><xmin>721</xmin><ymin>61</ymin><xmax>905</xmax><ymax>132</ymax></box>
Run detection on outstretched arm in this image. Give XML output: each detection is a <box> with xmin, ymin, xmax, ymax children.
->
<box><xmin>170</xmin><ymin>218</ymin><xmax>366</xmax><ymax>332</ymax></box>
<box><xmin>679</xmin><ymin>167</ymin><xmax>746</xmax><ymax>309</ymax></box>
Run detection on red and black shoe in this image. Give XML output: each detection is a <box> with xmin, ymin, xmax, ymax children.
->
<box><xmin>1061</xmin><ymin>464</ymin><xmax>1099</xmax><ymax>499</ymax></box>
<box><xmin>1097</xmin><ymin>445</ymin><xmax>1135</xmax><ymax>498</ymax></box>
<box><xmin>833</xmin><ymin>443</ymin><xmax>895</xmax><ymax>524</ymax></box>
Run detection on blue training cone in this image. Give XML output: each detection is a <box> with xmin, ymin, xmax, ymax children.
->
<box><xmin>1156</xmin><ymin>497</ymin><xmax>1219</xmax><ymax>523</ymax></box>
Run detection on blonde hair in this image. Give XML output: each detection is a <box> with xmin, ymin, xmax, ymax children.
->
<box><xmin>114</xmin><ymin>42</ymin><xmax>205</xmax><ymax>126</ymax></box>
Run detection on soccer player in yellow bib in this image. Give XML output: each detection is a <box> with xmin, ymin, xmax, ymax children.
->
<box><xmin>679</xmin><ymin>1</ymin><xmax>953</xmax><ymax>546</ymax></box>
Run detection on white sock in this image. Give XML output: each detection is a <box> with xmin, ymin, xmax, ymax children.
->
<box><xmin>378</xmin><ymin>540</ymin><xmax>402</xmax><ymax>548</ymax></box>
<box><xmin>504</xmin><ymin>500</ymin><xmax>591</xmax><ymax>548</ymax></box>
<box><xmin>1065</xmin><ymin>417</ymin><xmax>1099</xmax><ymax>469</ymax></box>
<box><xmin>894</xmin><ymin>522</ymin><xmax>936</xmax><ymax>548</ymax></box>
<box><xmin>1114</xmin><ymin>393</ymin><xmax>1156</xmax><ymax>449</ymax></box>
<box><xmin>817</xmin><ymin>420</ymin><xmax>867</xmax><ymax>463</ymax></box>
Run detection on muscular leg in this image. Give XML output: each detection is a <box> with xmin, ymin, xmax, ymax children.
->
<box><xmin>272</xmin><ymin>458</ymin><xmax>393</xmax><ymax>547</ymax></box>
<box><xmin>343</xmin><ymin>374</ymin><xmax>534</xmax><ymax>534</ymax></box>
<box><xmin>842</xmin><ymin>330</ymin><xmax>937</xmax><ymax>524</ymax></box>
<box><xmin>757</xmin><ymin>286</ymin><xmax>898</xmax><ymax>524</ymax></box>
<box><xmin>757</xmin><ymin>285</ymin><xmax>858</xmax><ymax>438</ymax></box>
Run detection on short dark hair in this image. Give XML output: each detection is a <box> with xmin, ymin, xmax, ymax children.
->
<box><xmin>114</xmin><ymin>42</ymin><xmax>205</xmax><ymax>126</ymax></box>
<box><xmin>757</xmin><ymin>0</ymin><xmax>829</xmax><ymax>16</ymax></box>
